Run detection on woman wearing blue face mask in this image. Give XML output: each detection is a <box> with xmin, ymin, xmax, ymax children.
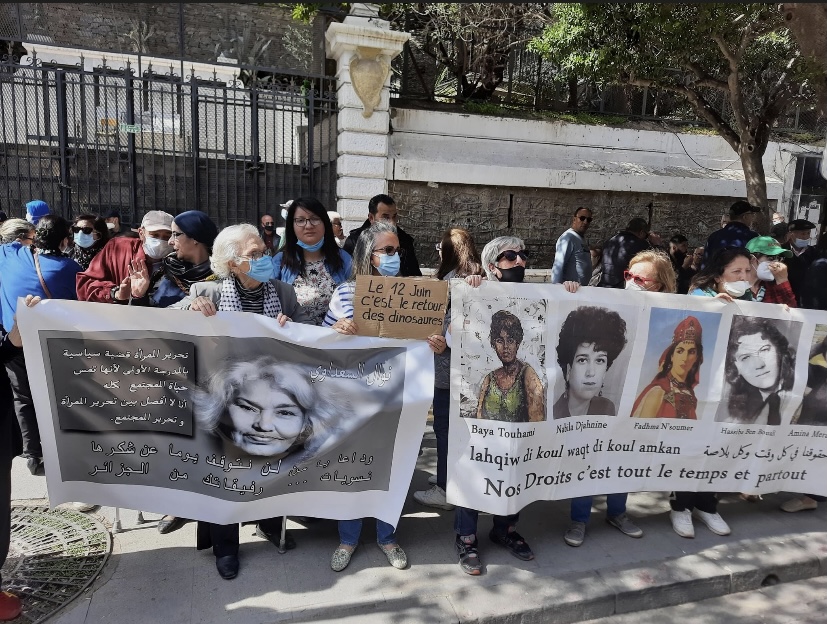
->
<box><xmin>175</xmin><ymin>223</ymin><xmax>311</xmax><ymax>581</ymax></box>
<box><xmin>272</xmin><ymin>197</ymin><xmax>352</xmax><ymax>325</ymax></box>
<box><xmin>322</xmin><ymin>221</ymin><xmax>446</xmax><ymax>572</ymax></box>
<box><xmin>66</xmin><ymin>214</ymin><xmax>109</xmax><ymax>270</ymax></box>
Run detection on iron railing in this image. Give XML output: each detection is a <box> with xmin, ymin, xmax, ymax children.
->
<box><xmin>0</xmin><ymin>54</ymin><xmax>337</xmax><ymax>228</ymax></box>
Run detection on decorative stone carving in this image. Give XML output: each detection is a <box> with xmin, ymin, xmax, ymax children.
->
<box><xmin>349</xmin><ymin>48</ymin><xmax>389</xmax><ymax>117</ymax></box>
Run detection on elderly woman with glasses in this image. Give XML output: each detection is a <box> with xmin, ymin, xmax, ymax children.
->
<box><xmin>323</xmin><ymin>221</ymin><xmax>445</xmax><ymax>573</ymax></box>
<box><xmin>0</xmin><ymin>219</ymin><xmax>35</xmax><ymax>246</ymax></box>
<box><xmin>272</xmin><ymin>197</ymin><xmax>352</xmax><ymax>325</ymax></box>
<box><xmin>175</xmin><ymin>223</ymin><xmax>310</xmax><ymax>581</ymax></box>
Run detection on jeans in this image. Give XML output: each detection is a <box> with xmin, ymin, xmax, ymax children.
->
<box><xmin>670</xmin><ymin>491</ymin><xmax>717</xmax><ymax>513</ymax></box>
<box><xmin>338</xmin><ymin>519</ymin><xmax>396</xmax><ymax>547</ymax></box>
<box><xmin>454</xmin><ymin>507</ymin><xmax>519</xmax><ymax>537</ymax></box>
<box><xmin>570</xmin><ymin>493</ymin><xmax>627</xmax><ymax>523</ymax></box>
<box><xmin>432</xmin><ymin>387</ymin><xmax>449</xmax><ymax>490</ymax></box>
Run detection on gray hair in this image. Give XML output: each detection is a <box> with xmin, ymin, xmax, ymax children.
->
<box><xmin>210</xmin><ymin>223</ymin><xmax>260</xmax><ymax>279</ymax></box>
<box><xmin>190</xmin><ymin>358</ymin><xmax>342</xmax><ymax>461</ymax></box>
<box><xmin>0</xmin><ymin>218</ymin><xmax>34</xmax><ymax>244</ymax></box>
<box><xmin>350</xmin><ymin>221</ymin><xmax>398</xmax><ymax>280</ymax></box>
<box><xmin>481</xmin><ymin>236</ymin><xmax>525</xmax><ymax>280</ymax></box>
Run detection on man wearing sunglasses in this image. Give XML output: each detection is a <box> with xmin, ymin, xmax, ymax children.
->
<box><xmin>552</xmin><ymin>207</ymin><xmax>593</xmax><ymax>286</ymax></box>
<box><xmin>342</xmin><ymin>194</ymin><xmax>422</xmax><ymax>277</ymax></box>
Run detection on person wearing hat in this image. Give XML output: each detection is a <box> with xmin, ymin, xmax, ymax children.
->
<box><xmin>703</xmin><ymin>200</ymin><xmax>760</xmax><ymax>266</ymax></box>
<box><xmin>104</xmin><ymin>209</ymin><xmax>139</xmax><ymax>239</ymax></box>
<box><xmin>783</xmin><ymin>219</ymin><xmax>818</xmax><ymax>305</ymax></box>
<box><xmin>24</xmin><ymin>200</ymin><xmax>50</xmax><ymax>226</ymax></box>
<box><xmin>745</xmin><ymin>236</ymin><xmax>797</xmax><ymax>307</ymax></box>
<box><xmin>76</xmin><ymin>210</ymin><xmax>174</xmax><ymax>303</ymax></box>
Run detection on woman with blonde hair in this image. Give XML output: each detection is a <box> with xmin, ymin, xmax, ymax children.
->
<box><xmin>623</xmin><ymin>250</ymin><xmax>677</xmax><ymax>294</ymax></box>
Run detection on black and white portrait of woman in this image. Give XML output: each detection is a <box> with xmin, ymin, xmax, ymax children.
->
<box><xmin>553</xmin><ymin>306</ymin><xmax>628</xmax><ymax>419</ymax></box>
<box><xmin>716</xmin><ymin>316</ymin><xmax>800</xmax><ymax>426</ymax></box>
<box><xmin>191</xmin><ymin>356</ymin><xmax>343</xmax><ymax>461</ymax></box>
<box><xmin>792</xmin><ymin>327</ymin><xmax>827</xmax><ymax>426</ymax></box>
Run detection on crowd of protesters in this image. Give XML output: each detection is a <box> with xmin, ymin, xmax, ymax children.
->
<box><xmin>0</xmin><ymin>194</ymin><xmax>824</xmax><ymax>613</ymax></box>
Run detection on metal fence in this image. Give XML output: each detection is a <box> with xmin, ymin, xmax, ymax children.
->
<box><xmin>0</xmin><ymin>54</ymin><xmax>337</xmax><ymax>228</ymax></box>
<box><xmin>393</xmin><ymin>38</ymin><xmax>825</xmax><ymax>135</ymax></box>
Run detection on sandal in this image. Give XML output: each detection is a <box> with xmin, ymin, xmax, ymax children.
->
<box><xmin>455</xmin><ymin>535</ymin><xmax>482</xmax><ymax>575</ymax></box>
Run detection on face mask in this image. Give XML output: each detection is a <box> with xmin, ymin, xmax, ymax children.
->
<box><xmin>793</xmin><ymin>238</ymin><xmax>810</xmax><ymax>249</ymax></box>
<box><xmin>756</xmin><ymin>261</ymin><xmax>775</xmax><ymax>281</ymax></box>
<box><xmin>375</xmin><ymin>253</ymin><xmax>400</xmax><ymax>277</ymax></box>
<box><xmin>496</xmin><ymin>266</ymin><xmax>525</xmax><ymax>283</ymax></box>
<box><xmin>106</xmin><ymin>222</ymin><xmax>116</xmax><ymax>231</ymax></box>
<box><xmin>74</xmin><ymin>232</ymin><xmax>95</xmax><ymax>249</ymax></box>
<box><xmin>625</xmin><ymin>280</ymin><xmax>645</xmax><ymax>291</ymax></box>
<box><xmin>297</xmin><ymin>238</ymin><xmax>324</xmax><ymax>252</ymax></box>
<box><xmin>143</xmin><ymin>236</ymin><xmax>173</xmax><ymax>259</ymax></box>
<box><xmin>723</xmin><ymin>280</ymin><xmax>750</xmax><ymax>298</ymax></box>
<box><xmin>244</xmin><ymin>255</ymin><xmax>276</xmax><ymax>282</ymax></box>
<box><xmin>262</xmin><ymin>224</ymin><xmax>274</xmax><ymax>232</ymax></box>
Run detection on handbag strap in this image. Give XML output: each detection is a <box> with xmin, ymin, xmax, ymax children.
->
<box><xmin>33</xmin><ymin>250</ymin><xmax>53</xmax><ymax>299</ymax></box>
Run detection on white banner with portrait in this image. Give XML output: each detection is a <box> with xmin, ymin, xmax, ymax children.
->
<box><xmin>19</xmin><ymin>300</ymin><xmax>434</xmax><ymax>527</ymax></box>
<box><xmin>446</xmin><ymin>281</ymin><xmax>827</xmax><ymax>516</ymax></box>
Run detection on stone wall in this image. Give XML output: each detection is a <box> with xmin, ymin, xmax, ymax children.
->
<box><xmin>14</xmin><ymin>3</ymin><xmax>323</xmax><ymax>74</ymax></box>
<box><xmin>389</xmin><ymin>180</ymin><xmax>776</xmax><ymax>269</ymax></box>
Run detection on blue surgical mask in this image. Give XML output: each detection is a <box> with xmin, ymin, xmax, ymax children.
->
<box><xmin>375</xmin><ymin>253</ymin><xmax>400</xmax><ymax>276</ymax></box>
<box><xmin>74</xmin><ymin>232</ymin><xmax>95</xmax><ymax>249</ymax></box>
<box><xmin>793</xmin><ymin>238</ymin><xmax>810</xmax><ymax>249</ymax></box>
<box><xmin>244</xmin><ymin>255</ymin><xmax>276</xmax><ymax>282</ymax></box>
<box><xmin>297</xmin><ymin>238</ymin><xmax>324</xmax><ymax>252</ymax></box>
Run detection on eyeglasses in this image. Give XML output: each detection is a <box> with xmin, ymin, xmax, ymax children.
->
<box><xmin>72</xmin><ymin>226</ymin><xmax>94</xmax><ymax>235</ymax></box>
<box><xmin>294</xmin><ymin>217</ymin><xmax>322</xmax><ymax>228</ymax></box>
<box><xmin>237</xmin><ymin>252</ymin><xmax>266</xmax><ymax>262</ymax></box>
<box><xmin>623</xmin><ymin>270</ymin><xmax>659</xmax><ymax>289</ymax></box>
<box><xmin>372</xmin><ymin>246</ymin><xmax>403</xmax><ymax>256</ymax></box>
<box><xmin>169</xmin><ymin>231</ymin><xmax>186</xmax><ymax>239</ymax></box>
<box><xmin>577</xmin><ymin>215</ymin><xmax>594</xmax><ymax>223</ymax></box>
<box><xmin>496</xmin><ymin>249</ymin><xmax>529</xmax><ymax>262</ymax></box>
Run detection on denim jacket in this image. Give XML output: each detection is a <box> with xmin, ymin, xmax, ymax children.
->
<box><xmin>271</xmin><ymin>248</ymin><xmax>352</xmax><ymax>285</ymax></box>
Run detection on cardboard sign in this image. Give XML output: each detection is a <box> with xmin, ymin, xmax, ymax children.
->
<box><xmin>354</xmin><ymin>275</ymin><xmax>449</xmax><ymax>339</ymax></box>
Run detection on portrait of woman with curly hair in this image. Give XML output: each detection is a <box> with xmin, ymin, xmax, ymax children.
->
<box><xmin>553</xmin><ymin>306</ymin><xmax>627</xmax><ymax>419</ymax></box>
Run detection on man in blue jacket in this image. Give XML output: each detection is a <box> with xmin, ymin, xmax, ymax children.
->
<box><xmin>704</xmin><ymin>200</ymin><xmax>759</xmax><ymax>265</ymax></box>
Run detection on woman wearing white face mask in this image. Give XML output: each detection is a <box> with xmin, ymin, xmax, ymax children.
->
<box><xmin>623</xmin><ymin>250</ymin><xmax>677</xmax><ymax>294</ymax></box>
<box><xmin>744</xmin><ymin>237</ymin><xmax>797</xmax><ymax>307</ymax></box>
<box><xmin>67</xmin><ymin>214</ymin><xmax>109</xmax><ymax>270</ymax></box>
<box><xmin>688</xmin><ymin>248</ymin><xmax>754</xmax><ymax>302</ymax></box>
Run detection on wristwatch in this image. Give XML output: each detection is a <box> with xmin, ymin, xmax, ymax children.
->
<box><xmin>110</xmin><ymin>285</ymin><xmax>120</xmax><ymax>300</ymax></box>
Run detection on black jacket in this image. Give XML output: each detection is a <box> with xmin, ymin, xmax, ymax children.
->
<box><xmin>784</xmin><ymin>245</ymin><xmax>818</xmax><ymax>305</ymax></box>
<box><xmin>598</xmin><ymin>230</ymin><xmax>652</xmax><ymax>288</ymax></box>
<box><xmin>343</xmin><ymin>220</ymin><xmax>422</xmax><ymax>277</ymax></box>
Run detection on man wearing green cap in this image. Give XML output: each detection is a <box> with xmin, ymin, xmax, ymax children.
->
<box><xmin>745</xmin><ymin>236</ymin><xmax>797</xmax><ymax>307</ymax></box>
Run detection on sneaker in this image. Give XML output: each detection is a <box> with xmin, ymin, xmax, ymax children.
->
<box><xmin>606</xmin><ymin>513</ymin><xmax>644</xmax><ymax>538</ymax></box>
<box><xmin>780</xmin><ymin>496</ymin><xmax>818</xmax><ymax>513</ymax></box>
<box><xmin>379</xmin><ymin>543</ymin><xmax>408</xmax><ymax>569</ymax></box>
<box><xmin>692</xmin><ymin>509</ymin><xmax>731</xmax><ymax>536</ymax></box>
<box><xmin>413</xmin><ymin>485</ymin><xmax>455</xmax><ymax>510</ymax></box>
<box><xmin>455</xmin><ymin>534</ymin><xmax>482</xmax><ymax>575</ymax></box>
<box><xmin>0</xmin><ymin>591</ymin><xmax>22</xmax><ymax>621</ymax></box>
<box><xmin>428</xmin><ymin>474</ymin><xmax>437</xmax><ymax>486</ymax></box>
<box><xmin>670</xmin><ymin>509</ymin><xmax>694</xmax><ymax>538</ymax></box>
<box><xmin>564</xmin><ymin>521</ymin><xmax>586</xmax><ymax>547</ymax></box>
<box><xmin>489</xmin><ymin>528</ymin><xmax>534</xmax><ymax>561</ymax></box>
<box><xmin>26</xmin><ymin>456</ymin><xmax>44</xmax><ymax>476</ymax></box>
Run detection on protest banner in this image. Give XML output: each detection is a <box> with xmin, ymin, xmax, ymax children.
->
<box><xmin>353</xmin><ymin>275</ymin><xmax>448</xmax><ymax>339</ymax></box>
<box><xmin>446</xmin><ymin>281</ymin><xmax>827</xmax><ymax>516</ymax></box>
<box><xmin>19</xmin><ymin>300</ymin><xmax>434</xmax><ymax>527</ymax></box>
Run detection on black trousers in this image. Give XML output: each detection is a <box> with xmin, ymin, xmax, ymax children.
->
<box><xmin>669</xmin><ymin>491</ymin><xmax>717</xmax><ymax>513</ymax></box>
<box><xmin>197</xmin><ymin>517</ymin><xmax>284</xmax><ymax>557</ymax></box>
<box><xmin>1</xmin><ymin>402</ymin><xmax>14</xmax><ymax>587</ymax></box>
<box><xmin>5</xmin><ymin>352</ymin><xmax>40</xmax><ymax>459</ymax></box>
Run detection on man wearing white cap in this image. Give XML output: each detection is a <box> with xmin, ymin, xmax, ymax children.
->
<box><xmin>76</xmin><ymin>210</ymin><xmax>174</xmax><ymax>303</ymax></box>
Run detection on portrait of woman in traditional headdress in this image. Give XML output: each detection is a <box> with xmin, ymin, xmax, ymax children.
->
<box><xmin>632</xmin><ymin>316</ymin><xmax>703</xmax><ymax>419</ymax></box>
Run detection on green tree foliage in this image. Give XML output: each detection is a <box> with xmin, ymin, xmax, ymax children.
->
<box><xmin>532</xmin><ymin>3</ymin><xmax>818</xmax><ymax>208</ymax></box>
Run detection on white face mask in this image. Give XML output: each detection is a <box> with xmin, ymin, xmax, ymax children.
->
<box><xmin>143</xmin><ymin>236</ymin><xmax>173</xmax><ymax>259</ymax></box>
<box><xmin>723</xmin><ymin>280</ymin><xmax>750</xmax><ymax>298</ymax></box>
<box><xmin>624</xmin><ymin>280</ymin><xmax>646</xmax><ymax>291</ymax></box>
<box><xmin>756</xmin><ymin>261</ymin><xmax>775</xmax><ymax>281</ymax></box>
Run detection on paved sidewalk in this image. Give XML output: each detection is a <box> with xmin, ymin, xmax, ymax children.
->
<box><xmin>12</xmin><ymin>434</ymin><xmax>827</xmax><ymax>624</ymax></box>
